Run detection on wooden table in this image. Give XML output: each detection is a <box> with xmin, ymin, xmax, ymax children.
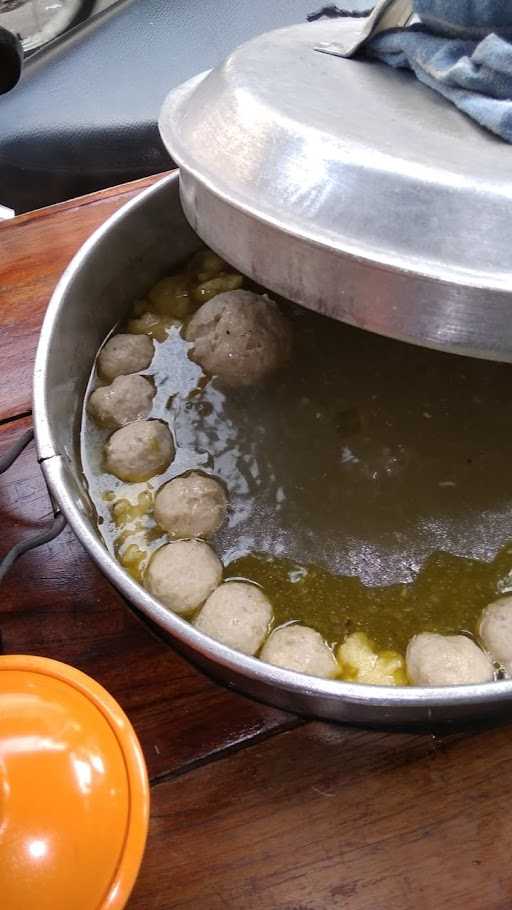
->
<box><xmin>1</xmin><ymin>176</ymin><xmax>511</xmax><ymax>910</ymax></box>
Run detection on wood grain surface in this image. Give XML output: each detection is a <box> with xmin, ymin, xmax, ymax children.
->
<box><xmin>130</xmin><ymin>721</ymin><xmax>512</xmax><ymax>910</ymax></box>
<box><xmin>1</xmin><ymin>176</ymin><xmax>510</xmax><ymax>910</ymax></box>
<box><xmin>0</xmin><ymin>174</ymin><xmax>168</xmax><ymax>421</ymax></box>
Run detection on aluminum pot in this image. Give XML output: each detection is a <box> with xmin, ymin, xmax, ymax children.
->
<box><xmin>33</xmin><ymin>172</ymin><xmax>512</xmax><ymax>727</ymax></box>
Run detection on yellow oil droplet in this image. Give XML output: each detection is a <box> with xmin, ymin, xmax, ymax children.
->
<box><xmin>120</xmin><ymin>544</ymin><xmax>147</xmax><ymax>583</ymax></box>
<box><xmin>112</xmin><ymin>490</ymin><xmax>154</xmax><ymax>527</ymax></box>
<box><xmin>187</xmin><ymin>250</ymin><xmax>226</xmax><ymax>280</ymax></box>
<box><xmin>192</xmin><ymin>273</ymin><xmax>243</xmax><ymax>304</ymax></box>
<box><xmin>127</xmin><ymin>309</ymin><xmax>178</xmax><ymax>342</ymax></box>
<box><xmin>148</xmin><ymin>274</ymin><xmax>195</xmax><ymax>319</ymax></box>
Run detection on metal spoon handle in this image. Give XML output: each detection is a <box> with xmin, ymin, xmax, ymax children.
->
<box><xmin>315</xmin><ymin>0</ymin><xmax>414</xmax><ymax>57</ymax></box>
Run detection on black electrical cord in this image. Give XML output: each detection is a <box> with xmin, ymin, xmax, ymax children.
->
<box><xmin>0</xmin><ymin>427</ymin><xmax>34</xmax><ymax>472</ymax></box>
<box><xmin>0</xmin><ymin>426</ymin><xmax>66</xmax><ymax>582</ymax></box>
<box><xmin>0</xmin><ymin>512</ymin><xmax>67</xmax><ymax>583</ymax></box>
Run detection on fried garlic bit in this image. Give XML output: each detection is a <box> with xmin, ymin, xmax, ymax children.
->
<box><xmin>120</xmin><ymin>543</ymin><xmax>147</xmax><ymax>582</ymax></box>
<box><xmin>337</xmin><ymin>632</ymin><xmax>407</xmax><ymax>686</ymax></box>
<box><xmin>112</xmin><ymin>490</ymin><xmax>154</xmax><ymax>527</ymax></box>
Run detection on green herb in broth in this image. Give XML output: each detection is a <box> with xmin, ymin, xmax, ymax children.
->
<box><xmin>227</xmin><ymin>545</ymin><xmax>512</xmax><ymax>654</ymax></box>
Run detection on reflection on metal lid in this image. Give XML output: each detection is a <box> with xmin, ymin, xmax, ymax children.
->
<box><xmin>160</xmin><ymin>19</ymin><xmax>512</xmax><ymax>362</ymax></box>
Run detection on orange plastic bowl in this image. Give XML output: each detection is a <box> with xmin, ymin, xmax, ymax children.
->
<box><xmin>0</xmin><ymin>655</ymin><xmax>149</xmax><ymax>910</ymax></box>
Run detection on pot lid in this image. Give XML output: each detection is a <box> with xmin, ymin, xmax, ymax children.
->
<box><xmin>160</xmin><ymin>19</ymin><xmax>512</xmax><ymax>362</ymax></box>
<box><xmin>0</xmin><ymin>655</ymin><xmax>149</xmax><ymax>910</ymax></box>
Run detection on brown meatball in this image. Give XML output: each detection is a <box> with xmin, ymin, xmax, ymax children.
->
<box><xmin>260</xmin><ymin>625</ymin><xmax>338</xmax><ymax>679</ymax></box>
<box><xmin>87</xmin><ymin>374</ymin><xmax>155</xmax><ymax>428</ymax></box>
<box><xmin>104</xmin><ymin>420</ymin><xmax>174</xmax><ymax>482</ymax></box>
<box><xmin>185</xmin><ymin>290</ymin><xmax>291</xmax><ymax>386</ymax></box>
<box><xmin>154</xmin><ymin>472</ymin><xmax>228</xmax><ymax>539</ymax></box>
<box><xmin>97</xmin><ymin>333</ymin><xmax>154</xmax><ymax>381</ymax></box>
<box><xmin>194</xmin><ymin>582</ymin><xmax>272</xmax><ymax>655</ymax></box>
<box><xmin>406</xmin><ymin>633</ymin><xmax>494</xmax><ymax>686</ymax></box>
<box><xmin>145</xmin><ymin>540</ymin><xmax>222</xmax><ymax>615</ymax></box>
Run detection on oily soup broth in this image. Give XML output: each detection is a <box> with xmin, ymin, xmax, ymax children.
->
<box><xmin>81</xmin><ymin>253</ymin><xmax>512</xmax><ymax>662</ymax></box>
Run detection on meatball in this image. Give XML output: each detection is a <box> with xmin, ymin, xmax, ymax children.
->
<box><xmin>97</xmin><ymin>333</ymin><xmax>154</xmax><ymax>381</ymax></box>
<box><xmin>194</xmin><ymin>582</ymin><xmax>272</xmax><ymax>655</ymax></box>
<box><xmin>185</xmin><ymin>290</ymin><xmax>291</xmax><ymax>387</ymax></box>
<box><xmin>104</xmin><ymin>420</ymin><xmax>174</xmax><ymax>482</ymax></box>
<box><xmin>479</xmin><ymin>596</ymin><xmax>512</xmax><ymax>674</ymax></box>
<box><xmin>260</xmin><ymin>624</ymin><xmax>338</xmax><ymax>679</ymax></box>
<box><xmin>154</xmin><ymin>471</ymin><xmax>228</xmax><ymax>539</ymax></box>
<box><xmin>87</xmin><ymin>374</ymin><xmax>155</xmax><ymax>428</ymax></box>
<box><xmin>406</xmin><ymin>633</ymin><xmax>494</xmax><ymax>686</ymax></box>
<box><xmin>145</xmin><ymin>540</ymin><xmax>222</xmax><ymax>615</ymax></box>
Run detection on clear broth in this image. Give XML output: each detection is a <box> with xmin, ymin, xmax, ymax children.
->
<box><xmin>81</xmin><ymin>255</ymin><xmax>512</xmax><ymax>659</ymax></box>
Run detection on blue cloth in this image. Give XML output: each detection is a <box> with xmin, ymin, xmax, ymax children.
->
<box><xmin>413</xmin><ymin>1</ymin><xmax>512</xmax><ymax>39</ymax></box>
<box><xmin>367</xmin><ymin>2</ymin><xmax>512</xmax><ymax>142</ymax></box>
